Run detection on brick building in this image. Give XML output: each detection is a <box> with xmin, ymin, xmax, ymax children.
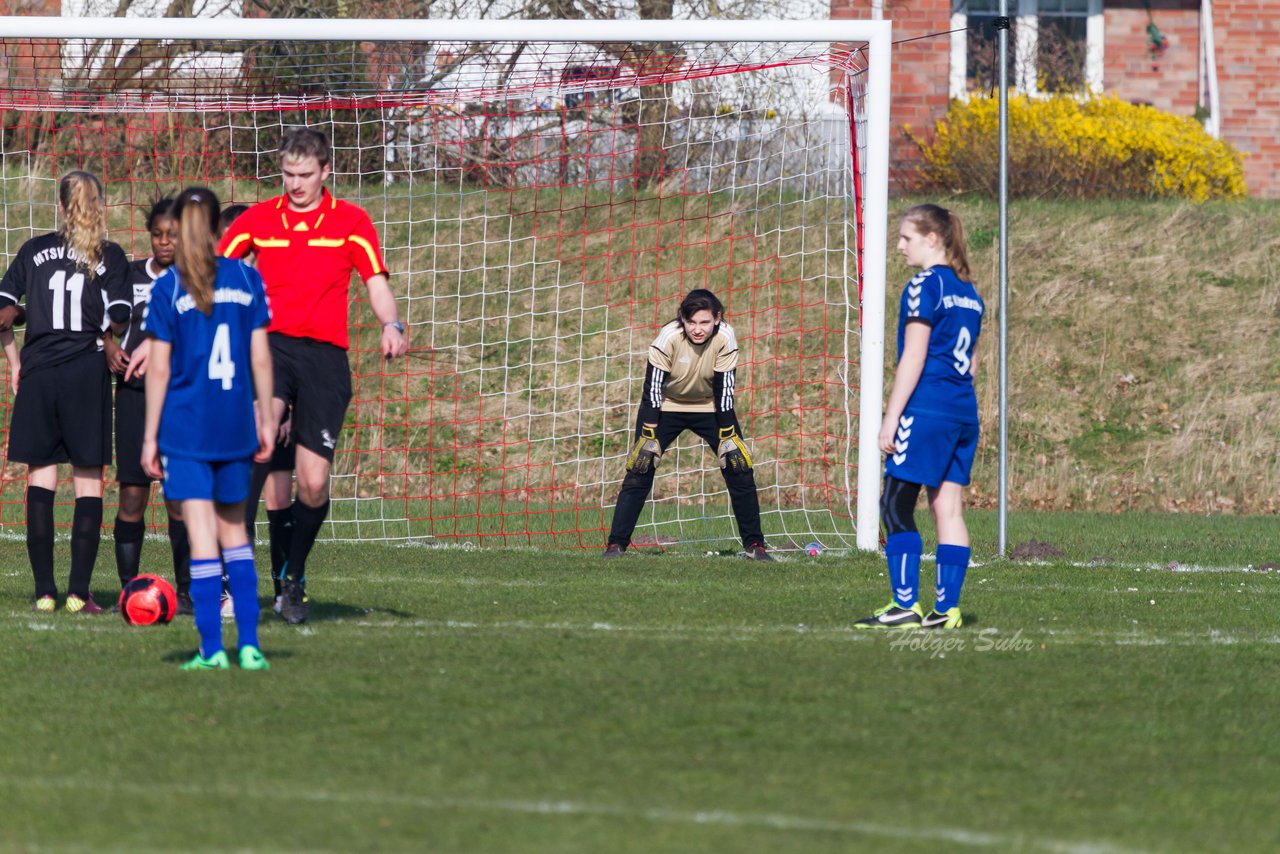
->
<box><xmin>833</xmin><ymin>0</ymin><xmax>1280</xmax><ymax>197</ymax></box>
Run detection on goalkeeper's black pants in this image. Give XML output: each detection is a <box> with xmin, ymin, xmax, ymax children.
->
<box><xmin>607</xmin><ymin>411</ymin><xmax>764</xmax><ymax>550</ymax></box>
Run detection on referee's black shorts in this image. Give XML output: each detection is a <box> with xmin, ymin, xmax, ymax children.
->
<box><xmin>269</xmin><ymin>332</ymin><xmax>352</xmax><ymax>462</ymax></box>
<box><xmin>8</xmin><ymin>348</ymin><xmax>112</xmax><ymax>468</ymax></box>
<box><xmin>267</xmin><ymin>430</ymin><xmax>298</xmax><ymax>472</ymax></box>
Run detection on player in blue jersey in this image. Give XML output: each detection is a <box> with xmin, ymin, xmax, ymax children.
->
<box><xmin>0</xmin><ymin>170</ymin><xmax>132</xmax><ymax>614</ymax></box>
<box><xmin>140</xmin><ymin>186</ymin><xmax>276</xmax><ymax>670</ymax></box>
<box><xmin>855</xmin><ymin>204</ymin><xmax>983</xmax><ymax>630</ymax></box>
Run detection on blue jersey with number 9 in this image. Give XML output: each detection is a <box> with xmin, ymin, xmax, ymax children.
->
<box><xmin>143</xmin><ymin>257</ymin><xmax>270</xmax><ymax>460</ymax></box>
<box><xmin>895</xmin><ymin>264</ymin><xmax>984</xmax><ymax>425</ymax></box>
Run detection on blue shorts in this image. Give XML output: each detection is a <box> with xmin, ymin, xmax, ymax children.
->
<box><xmin>161</xmin><ymin>455</ymin><xmax>254</xmax><ymax>504</ymax></box>
<box><xmin>884</xmin><ymin>411</ymin><xmax>979</xmax><ymax>488</ymax></box>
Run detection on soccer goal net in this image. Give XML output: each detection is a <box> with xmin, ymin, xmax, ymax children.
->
<box><xmin>0</xmin><ymin>17</ymin><xmax>889</xmax><ymax>552</ymax></box>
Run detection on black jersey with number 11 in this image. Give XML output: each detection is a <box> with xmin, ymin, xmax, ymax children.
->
<box><xmin>0</xmin><ymin>231</ymin><xmax>130</xmax><ymax>376</ymax></box>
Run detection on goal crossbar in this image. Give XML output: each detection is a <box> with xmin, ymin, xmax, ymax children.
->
<box><xmin>0</xmin><ymin>16</ymin><xmax>887</xmax><ymax>45</ymax></box>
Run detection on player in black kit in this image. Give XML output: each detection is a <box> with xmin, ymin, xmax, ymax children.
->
<box><xmin>104</xmin><ymin>197</ymin><xmax>193</xmax><ymax>613</ymax></box>
<box><xmin>0</xmin><ymin>171</ymin><xmax>131</xmax><ymax>613</ymax></box>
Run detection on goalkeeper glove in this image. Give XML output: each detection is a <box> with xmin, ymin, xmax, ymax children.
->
<box><xmin>626</xmin><ymin>425</ymin><xmax>661</xmax><ymax>474</ymax></box>
<box><xmin>717</xmin><ymin>426</ymin><xmax>753</xmax><ymax>474</ymax></box>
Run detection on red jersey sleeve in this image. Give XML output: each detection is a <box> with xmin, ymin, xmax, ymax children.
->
<box><xmin>345</xmin><ymin>208</ymin><xmax>388</xmax><ymax>281</ymax></box>
<box><xmin>218</xmin><ymin>207</ymin><xmax>257</xmax><ymax>259</ymax></box>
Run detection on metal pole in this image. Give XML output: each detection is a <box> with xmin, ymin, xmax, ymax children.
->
<box><xmin>997</xmin><ymin>1</ymin><xmax>1010</xmax><ymax>557</ymax></box>
<box><xmin>1201</xmin><ymin>0</ymin><xmax>1221</xmax><ymax>139</ymax></box>
<box><xmin>855</xmin><ymin>22</ymin><xmax>894</xmax><ymax>551</ymax></box>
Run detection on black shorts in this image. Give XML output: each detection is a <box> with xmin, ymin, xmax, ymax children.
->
<box><xmin>268</xmin><ymin>434</ymin><xmax>297</xmax><ymax>472</ymax></box>
<box><xmin>8</xmin><ymin>348</ymin><xmax>112</xmax><ymax>468</ymax></box>
<box><xmin>269</xmin><ymin>332</ymin><xmax>352</xmax><ymax>463</ymax></box>
<box><xmin>114</xmin><ymin>381</ymin><xmax>151</xmax><ymax>485</ymax></box>
<box><xmin>264</xmin><ymin>401</ymin><xmax>297</xmax><ymax>472</ymax></box>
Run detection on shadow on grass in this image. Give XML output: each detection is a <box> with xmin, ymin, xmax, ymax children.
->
<box><xmin>95</xmin><ymin>591</ymin><xmax>413</xmax><ymax>624</ymax></box>
<box><xmin>305</xmin><ymin>601</ymin><xmax>414</xmax><ymax>621</ymax></box>
<box><xmin>160</xmin><ymin>647</ymin><xmax>299</xmax><ymax>663</ymax></box>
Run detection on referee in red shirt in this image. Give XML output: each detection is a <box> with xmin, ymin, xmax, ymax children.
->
<box><xmin>219</xmin><ymin>128</ymin><xmax>407</xmax><ymax>624</ymax></box>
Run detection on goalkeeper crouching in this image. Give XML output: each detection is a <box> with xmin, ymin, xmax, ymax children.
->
<box><xmin>604</xmin><ymin>289</ymin><xmax>772</xmax><ymax>561</ymax></box>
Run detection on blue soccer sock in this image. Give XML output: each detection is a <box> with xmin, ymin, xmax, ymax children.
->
<box><xmin>935</xmin><ymin>544</ymin><xmax>971</xmax><ymax>612</ymax></box>
<box><xmin>222</xmin><ymin>544</ymin><xmax>261</xmax><ymax>651</ymax></box>
<box><xmin>190</xmin><ymin>559</ymin><xmax>224</xmax><ymax>659</ymax></box>
<box><xmin>885</xmin><ymin>531</ymin><xmax>922</xmax><ymax>608</ymax></box>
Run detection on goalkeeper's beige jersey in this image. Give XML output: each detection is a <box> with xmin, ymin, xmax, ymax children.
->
<box><xmin>647</xmin><ymin>320</ymin><xmax>739</xmax><ymax>413</ymax></box>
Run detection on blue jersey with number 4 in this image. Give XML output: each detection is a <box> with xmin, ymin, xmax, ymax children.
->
<box><xmin>144</xmin><ymin>257</ymin><xmax>270</xmax><ymax>460</ymax></box>
<box><xmin>896</xmin><ymin>265</ymin><xmax>984</xmax><ymax>425</ymax></box>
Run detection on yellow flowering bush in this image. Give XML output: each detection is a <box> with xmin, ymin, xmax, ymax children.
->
<box><xmin>907</xmin><ymin>93</ymin><xmax>1246</xmax><ymax>201</ymax></box>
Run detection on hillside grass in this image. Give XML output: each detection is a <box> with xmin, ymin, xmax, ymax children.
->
<box><xmin>930</xmin><ymin>196</ymin><xmax>1280</xmax><ymax>514</ymax></box>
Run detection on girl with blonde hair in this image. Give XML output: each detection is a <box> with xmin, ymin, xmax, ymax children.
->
<box><xmin>0</xmin><ymin>170</ymin><xmax>132</xmax><ymax>613</ymax></box>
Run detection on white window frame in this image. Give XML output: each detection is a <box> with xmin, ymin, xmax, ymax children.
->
<box><xmin>949</xmin><ymin>0</ymin><xmax>1103</xmax><ymax>99</ymax></box>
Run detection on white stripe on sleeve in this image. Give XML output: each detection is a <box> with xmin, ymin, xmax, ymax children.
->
<box><xmin>721</xmin><ymin>370</ymin><xmax>735</xmax><ymax>412</ymax></box>
<box><xmin>649</xmin><ymin>367</ymin><xmax>666</xmax><ymax>409</ymax></box>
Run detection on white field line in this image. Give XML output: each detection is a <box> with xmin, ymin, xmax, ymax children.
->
<box><xmin>984</xmin><ymin>558</ymin><xmax>1280</xmax><ymax>575</ymax></box>
<box><xmin>348</xmin><ymin>619</ymin><xmax>1280</xmax><ymax>647</ymax></box>
<box><xmin>2</xmin><ymin>571</ymin><xmax>1276</xmax><ymax>600</ymax></box>
<box><xmin>0</xmin><ymin>774</ymin><xmax>1143</xmax><ymax>854</ymax></box>
<box><xmin>391</xmin><ymin>552</ymin><xmax>1275</xmax><ymax>575</ymax></box>
<box><xmin>9</xmin><ymin>613</ymin><xmax>1280</xmax><ymax>648</ymax></box>
<box><xmin>969</xmin><ymin>581</ymin><xmax>1280</xmax><ymax>595</ymax></box>
<box><xmin>0</xmin><ymin>550</ymin><xmax>1274</xmax><ymax>577</ymax></box>
<box><xmin>1</xmin><ymin>527</ymin><xmax>1276</xmax><ymax>573</ymax></box>
<box><xmin>314</xmin><ymin>573</ymin><xmax>1280</xmax><ymax>594</ymax></box>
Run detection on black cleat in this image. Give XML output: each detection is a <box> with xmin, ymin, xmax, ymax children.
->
<box><xmin>854</xmin><ymin>601</ymin><xmax>925</xmax><ymax>629</ymax></box>
<box><xmin>743</xmin><ymin>543</ymin><xmax>774</xmax><ymax>562</ymax></box>
<box><xmin>602</xmin><ymin>543</ymin><xmax>626</xmax><ymax>557</ymax></box>
<box><xmin>176</xmin><ymin>590</ymin><xmax>195</xmax><ymax>617</ymax></box>
<box><xmin>281</xmin><ymin>577</ymin><xmax>309</xmax><ymax>625</ymax></box>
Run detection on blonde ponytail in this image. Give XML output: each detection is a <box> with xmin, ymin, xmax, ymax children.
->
<box><xmin>58</xmin><ymin>171</ymin><xmax>107</xmax><ymax>280</ymax></box>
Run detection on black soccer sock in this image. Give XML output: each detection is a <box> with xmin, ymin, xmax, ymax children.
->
<box><xmin>267</xmin><ymin>506</ymin><xmax>294</xmax><ymax>596</ymax></box>
<box><xmin>168</xmin><ymin>517</ymin><xmax>191</xmax><ymax>594</ymax></box>
<box><xmin>113</xmin><ymin>516</ymin><xmax>146</xmax><ymax>587</ymax></box>
<box><xmin>244</xmin><ymin>461</ymin><xmax>270</xmax><ymax>547</ymax></box>
<box><xmin>286</xmin><ymin>498</ymin><xmax>328</xmax><ymax>583</ymax></box>
<box><xmin>26</xmin><ymin>486</ymin><xmax>56</xmax><ymax>599</ymax></box>
<box><xmin>68</xmin><ymin>497</ymin><xmax>104</xmax><ymax>599</ymax></box>
<box><xmin>722</xmin><ymin>468</ymin><xmax>764</xmax><ymax>549</ymax></box>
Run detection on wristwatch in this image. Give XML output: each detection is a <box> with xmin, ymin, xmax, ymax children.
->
<box><xmin>384</xmin><ymin>321</ymin><xmax>406</xmax><ymax>334</ymax></box>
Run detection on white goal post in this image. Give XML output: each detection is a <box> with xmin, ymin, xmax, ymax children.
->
<box><xmin>0</xmin><ymin>15</ymin><xmax>890</xmax><ymax>551</ymax></box>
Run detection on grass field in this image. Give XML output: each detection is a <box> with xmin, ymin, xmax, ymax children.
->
<box><xmin>3</xmin><ymin>510</ymin><xmax>1279</xmax><ymax>853</ymax></box>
